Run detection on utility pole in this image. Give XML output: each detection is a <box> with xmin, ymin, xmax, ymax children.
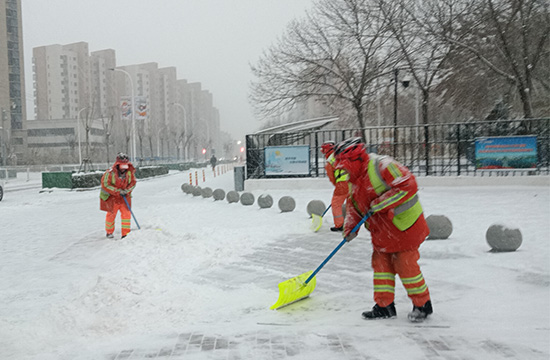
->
<box><xmin>1</xmin><ymin>109</ymin><xmax>7</xmax><ymax>166</ymax></box>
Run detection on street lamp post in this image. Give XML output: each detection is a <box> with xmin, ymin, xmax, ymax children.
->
<box><xmin>77</xmin><ymin>107</ymin><xmax>88</xmax><ymax>165</ymax></box>
<box><xmin>109</xmin><ymin>68</ymin><xmax>136</xmax><ymax>162</ymax></box>
<box><xmin>170</xmin><ymin>102</ymin><xmax>187</xmax><ymax>160</ymax></box>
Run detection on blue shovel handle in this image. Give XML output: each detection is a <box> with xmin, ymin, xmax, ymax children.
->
<box><xmin>304</xmin><ymin>210</ymin><xmax>373</xmax><ymax>284</ymax></box>
<box><xmin>321</xmin><ymin>204</ymin><xmax>332</xmax><ymax>217</ymax></box>
<box><xmin>122</xmin><ymin>194</ymin><xmax>141</xmax><ymax>230</ymax></box>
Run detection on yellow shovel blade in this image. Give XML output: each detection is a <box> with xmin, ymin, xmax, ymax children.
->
<box><xmin>311</xmin><ymin>214</ymin><xmax>323</xmax><ymax>232</ymax></box>
<box><xmin>270</xmin><ymin>270</ymin><xmax>317</xmax><ymax>310</ymax></box>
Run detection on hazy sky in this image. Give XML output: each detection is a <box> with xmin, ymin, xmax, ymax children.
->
<box><xmin>21</xmin><ymin>0</ymin><xmax>315</xmax><ymax>141</ymax></box>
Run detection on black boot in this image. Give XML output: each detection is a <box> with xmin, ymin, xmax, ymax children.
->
<box><xmin>330</xmin><ymin>226</ymin><xmax>343</xmax><ymax>232</ymax></box>
<box><xmin>408</xmin><ymin>300</ymin><xmax>433</xmax><ymax>322</ymax></box>
<box><xmin>362</xmin><ymin>302</ymin><xmax>396</xmax><ymax>320</ymax></box>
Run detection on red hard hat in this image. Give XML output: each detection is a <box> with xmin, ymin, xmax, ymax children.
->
<box><xmin>334</xmin><ymin>138</ymin><xmax>366</xmax><ymax>181</ymax></box>
<box><xmin>321</xmin><ymin>141</ymin><xmax>336</xmax><ymax>156</ymax></box>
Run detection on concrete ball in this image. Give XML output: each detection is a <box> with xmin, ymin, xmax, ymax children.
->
<box><xmin>258</xmin><ymin>194</ymin><xmax>273</xmax><ymax>209</ymax></box>
<box><xmin>201</xmin><ymin>187</ymin><xmax>213</xmax><ymax>198</ymax></box>
<box><xmin>278</xmin><ymin>196</ymin><xmax>296</xmax><ymax>212</ymax></box>
<box><xmin>213</xmin><ymin>188</ymin><xmax>225</xmax><ymax>201</ymax></box>
<box><xmin>192</xmin><ymin>186</ymin><xmax>202</xmax><ymax>197</ymax></box>
<box><xmin>226</xmin><ymin>190</ymin><xmax>240</xmax><ymax>203</ymax></box>
<box><xmin>486</xmin><ymin>224</ymin><xmax>522</xmax><ymax>252</ymax></box>
<box><xmin>426</xmin><ymin>214</ymin><xmax>453</xmax><ymax>240</ymax></box>
<box><xmin>240</xmin><ymin>192</ymin><xmax>255</xmax><ymax>206</ymax></box>
<box><xmin>307</xmin><ymin>200</ymin><xmax>326</xmax><ymax>216</ymax></box>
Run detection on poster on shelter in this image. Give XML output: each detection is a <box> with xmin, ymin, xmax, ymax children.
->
<box><xmin>475</xmin><ymin>135</ymin><xmax>537</xmax><ymax>170</ymax></box>
<box><xmin>265</xmin><ymin>145</ymin><xmax>310</xmax><ymax>175</ymax></box>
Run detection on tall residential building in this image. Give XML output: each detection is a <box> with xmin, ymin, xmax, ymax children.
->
<box><xmin>90</xmin><ymin>49</ymin><xmax>117</xmax><ymax>118</ymax></box>
<box><xmin>0</xmin><ymin>0</ymin><xmax>27</xmax><ymax>164</ymax></box>
<box><xmin>33</xmin><ymin>42</ymin><xmax>92</xmax><ymax>120</ymax></box>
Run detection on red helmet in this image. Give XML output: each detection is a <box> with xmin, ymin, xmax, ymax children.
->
<box><xmin>321</xmin><ymin>141</ymin><xmax>336</xmax><ymax>156</ymax></box>
<box><xmin>334</xmin><ymin>138</ymin><xmax>366</xmax><ymax>181</ymax></box>
<box><xmin>116</xmin><ymin>152</ymin><xmax>129</xmax><ymax>163</ymax></box>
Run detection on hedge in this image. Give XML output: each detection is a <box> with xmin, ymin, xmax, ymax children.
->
<box><xmin>42</xmin><ymin>166</ymin><xmax>170</xmax><ymax>189</ymax></box>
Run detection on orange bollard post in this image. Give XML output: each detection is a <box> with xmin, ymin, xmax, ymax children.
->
<box><xmin>189</xmin><ymin>173</ymin><xmax>192</xmax><ymax>185</ymax></box>
<box><xmin>202</xmin><ymin>169</ymin><xmax>205</xmax><ymax>182</ymax></box>
<box><xmin>195</xmin><ymin>171</ymin><xmax>198</xmax><ymax>185</ymax></box>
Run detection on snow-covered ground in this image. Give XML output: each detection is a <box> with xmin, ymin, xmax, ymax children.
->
<box><xmin>0</xmin><ymin>166</ymin><xmax>549</xmax><ymax>359</ymax></box>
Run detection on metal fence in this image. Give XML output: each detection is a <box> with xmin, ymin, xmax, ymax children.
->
<box><xmin>245</xmin><ymin>118</ymin><xmax>550</xmax><ymax>179</ymax></box>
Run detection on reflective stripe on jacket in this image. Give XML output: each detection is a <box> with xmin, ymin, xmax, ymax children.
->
<box><xmin>344</xmin><ymin>153</ymin><xmax>429</xmax><ymax>253</ymax></box>
<box><xmin>367</xmin><ymin>154</ymin><xmax>423</xmax><ymax>231</ymax></box>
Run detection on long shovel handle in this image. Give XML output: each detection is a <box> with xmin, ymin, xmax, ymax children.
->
<box><xmin>321</xmin><ymin>204</ymin><xmax>332</xmax><ymax>217</ymax></box>
<box><xmin>304</xmin><ymin>210</ymin><xmax>373</xmax><ymax>284</ymax></box>
<box><xmin>122</xmin><ymin>194</ymin><xmax>141</xmax><ymax>230</ymax></box>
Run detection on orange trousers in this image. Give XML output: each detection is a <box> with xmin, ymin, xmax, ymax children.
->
<box><xmin>331</xmin><ymin>193</ymin><xmax>347</xmax><ymax>228</ymax></box>
<box><xmin>371</xmin><ymin>248</ymin><xmax>430</xmax><ymax>308</ymax></box>
<box><xmin>105</xmin><ymin>202</ymin><xmax>131</xmax><ymax>237</ymax></box>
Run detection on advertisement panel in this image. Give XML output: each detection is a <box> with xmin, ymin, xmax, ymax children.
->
<box><xmin>265</xmin><ymin>145</ymin><xmax>310</xmax><ymax>176</ymax></box>
<box><xmin>120</xmin><ymin>97</ymin><xmax>132</xmax><ymax>121</ymax></box>
<box><xmin>135</xmin><ymin>96</ymin><xmax>148</xmax><ymax>120</ymax></box>
<box><xmin>120</xmin><ymin>96</ymin><xmax>148</xmax><ymax>120</ymax></box>
<box><xmin>475</xmin><ymin>135</ymin><xmax>537</xmax><ymax>170</ymax></box>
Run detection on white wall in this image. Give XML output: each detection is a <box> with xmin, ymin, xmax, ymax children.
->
<box><xmin>245</xmin><ymin>176</ymin><xmax>550</xmax><ymax>191</ymax></box>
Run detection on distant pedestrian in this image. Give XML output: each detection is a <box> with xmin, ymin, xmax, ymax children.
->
<box><xmin>320</xmin><ymin>140</ymin><xmax>348</xmax><ymax>231</ymax></box>
<box><xmin>210</xmin><ymin>154</ymin><xmax>217</xmax><ymax>171</ymax></box>
<box><xmin>99</xmin><ymin>153</ymin><xmax>136</xmax><ymax>239</ymax></box>
<box><xmin>334</xmin><ymin>138</ymin><xmax>433</xmax><ymax>322</ymax></box>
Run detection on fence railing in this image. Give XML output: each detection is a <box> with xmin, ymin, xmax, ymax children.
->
<box><xmin>245</xmin><ymin>118</ymin><xmax>550</xmax><ymax>179</ymax></box>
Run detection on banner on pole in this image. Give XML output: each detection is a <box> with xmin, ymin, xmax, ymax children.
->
<box><xmin>135</xmin><ymin>96</ymin><xmax>148</xmax><ymax>120</ymax></box>
<box><xmin>120</xmin><ymin>97</ymin><xmax>132</xmax><ymax>121</ymax></box>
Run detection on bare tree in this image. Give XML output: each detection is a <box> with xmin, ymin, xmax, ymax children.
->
<box><xmin>430</xmin><ymin>0</ymin><xmax>549</xmax><ymax>119</ymax></box>
<box><xmin>250</xmin><ymin>0</ymin><xmax>399</xmax><ymax>137</ymax></box>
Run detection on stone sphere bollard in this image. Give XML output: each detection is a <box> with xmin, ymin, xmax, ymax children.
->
<box><xmin>426</xmin><ymin>215</ymin><xmax>453</xmax><ymax>240</ymax></box>
<box><xmin>258</xmin><ymin>194</ymin><xmax>273</xmax><ymax>209</ymax></box>
<box><xmin>201</xmin><ymin>187</ymin><xmax>213</xmax><ymax>198</ymax></box>
<box><xmin>226</xmin><ymin>190</ymin><xmax>240</xmax><ymax>203</ymax></box>
<box><xmin>486</xmin><ymin>224</ymin><xmax>522</xmax><ymax>252</ymax></box>
<box><xmin>192</xmin><ymin>186</ymin><xmax>202</xmax><ymax>197</ymax></box>
<box><xmin>213</xmin><ymin>188</ymin><xmax>225</xmax><ymax>201</ymax></box>
<box><xmin>278</xmin><ymin>196</ymin><xmax>296</xmax><ymax>212</ymax></box>
<box><xmin>240</xmin><ymin>192</ymin><xmax>255</xmax><ymax>206</ymax></box>
<box><xmin>307</xmin><ymin>200</ymin><xmax>326</xmax><ymax>216</ymax></box>
<box><xmin>181</xmin><ymin>183</ymin><xmax>191</xmax><ymax>194</ymax></box>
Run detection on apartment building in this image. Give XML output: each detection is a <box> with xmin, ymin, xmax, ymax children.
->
<box><xmin>0</xmin><ymin>0</ymin><xmax>27</xmax><ymax>165</ymax></box>
<box><xmin>31</xmin><ymin>40</ymin><xmax>222</xmax><ymax>163</ymax></box>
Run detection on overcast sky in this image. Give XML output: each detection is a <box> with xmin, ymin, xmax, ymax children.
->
<box><xmin>21</xmin><ymin>0</ymin><xmax>315</xmax><ymax>141</ymax></box>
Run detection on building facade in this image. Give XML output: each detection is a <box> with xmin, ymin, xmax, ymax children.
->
<box><xmin>31</xmin><ymin>40</ymin><xmax>222</xmax><ymax>164</ymax></box>
<box><xmin>0</xmin><ymin>0</ymin><xmax>27</xmax><ymax>165</ymax></box>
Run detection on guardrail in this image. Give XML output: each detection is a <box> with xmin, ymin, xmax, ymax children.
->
<box><xmin>246</xmin><ymin>118</ymin><xmax>549</xmax><ymax>178</ymax></box>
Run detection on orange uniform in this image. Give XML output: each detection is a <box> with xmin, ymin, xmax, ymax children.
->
<box><xmin>342</xmin><ymin>152</ymin><xmax>430</xmax><ymax>309</ymax></box>
<box><xmin>100</xmin><ymin>157</ymin><xmax>136</xmax><ymax>237</ymax></box>
<box><xmin>325</xmin><ymin>154</ymin><xmax>348</xmax><ymax>228</ymax></box>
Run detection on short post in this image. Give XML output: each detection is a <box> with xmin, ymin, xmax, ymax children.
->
<box><xmin>234</xmin><ymin>166</ymin><xmax>245</xmax><ymax>191</ymax></box>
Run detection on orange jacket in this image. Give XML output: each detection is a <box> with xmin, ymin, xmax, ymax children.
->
<box><xmin>99</xmin><ymin>160</ymin><xmax>136</xmax><ymax>212</ymax></box>
<box><xmin>325</xmin><ymin>154</ymin><xmax>348</xmax><ymax>196</ymax></box>
<box><xmin>344</xmin><ymin>154</ymin><xmax>428</xmax><ymax>253</ymax></box>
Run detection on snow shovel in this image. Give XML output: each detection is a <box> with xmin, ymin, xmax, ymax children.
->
<box><xmin>271</xmin><ymin>210</ymin><xmax>373</xmax><ymax>310</ymax></box>
<box><xmin>310</xmin><ymin>205</ymin><xmax>331</xmax><ymax>232</ymax></box>
<box><xmin>122</xmin><ymin>194</ymin><xmax>141</xmax><ymax>230</ymax></box>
